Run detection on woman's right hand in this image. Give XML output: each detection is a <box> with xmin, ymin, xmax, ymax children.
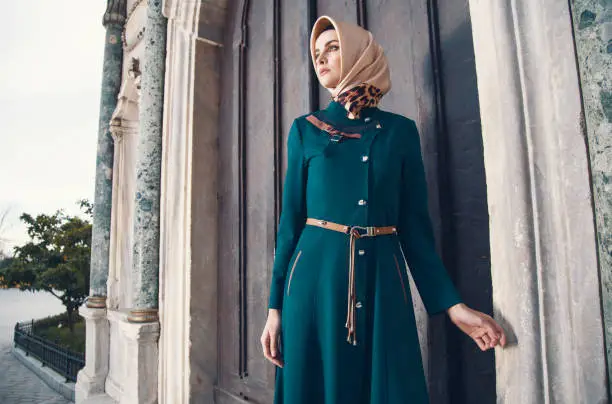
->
<box><xmin>261</xmin><ymin>309</ymin><xmax>284</xmax><ymax>368</ymax></box>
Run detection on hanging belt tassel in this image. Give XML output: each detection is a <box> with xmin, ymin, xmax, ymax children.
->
<box><xmin>346</xmin><ymin>230</ymin><xmax>358</xmax><ymax>346</ymax></box>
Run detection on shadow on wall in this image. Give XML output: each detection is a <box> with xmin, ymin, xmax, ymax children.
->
<box><xmin>419</xmin><ymin>11</ymin><xmax>498</xmax><ymax>404</ymax></box>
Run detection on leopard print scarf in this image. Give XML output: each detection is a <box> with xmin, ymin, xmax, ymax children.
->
<box><xmin>333</xmin><ymin>83</ymin><xmax>384</xmax><ymax>120</ymax></box>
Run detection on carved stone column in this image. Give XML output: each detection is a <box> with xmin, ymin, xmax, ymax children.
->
<box><xmin>76</xmin><ymin>1</ymin><xmax>126</xmax><ymax>402</ymax></box>
<box><xmin>107</xmin><ymin>61</ymin><xmax>141</xmax><ymax>311</ymax></box>
<box><xmin>467</xmin><ymin>0</ymin><xmax>607</xmax><ymax>402</ymax></box>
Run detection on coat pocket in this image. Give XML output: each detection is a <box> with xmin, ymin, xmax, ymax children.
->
<box><xmin>286</xmin><ymin>250</ymin><xmax>303</xmax><ymax>296</ymax></box>
<box><xmin>393</xmin><ymin>253</ymin><xmax>409</xmax><ymax>305</ymax></box>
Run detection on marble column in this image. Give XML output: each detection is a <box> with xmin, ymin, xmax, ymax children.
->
<box><xmin>88</xmin><ymin>0</ymin><xmax>127</xmax><ymax>304</ymax></box>
<box><xmin>467</xmin><ymin>0</ymin><xmax>607</xmax><ymax>402</ymax></box>
<box><xmin>77</xmin><ymin>2</ymin><xmax>126</xmax><ymax>402</ymax></box>
<box><xmin>128</xmin><ymin>0</ymin><xmax>167</xmax><ymax>323</ymax></box>
<box><xmin>116</xmin><ymin>2</ymin><xmax>167</xmax><ymax>403</ymax></box>
<box><xmin>569</xmin><ymin>0</ymin><xmax>612</xmax><ymax>391</ymax></box>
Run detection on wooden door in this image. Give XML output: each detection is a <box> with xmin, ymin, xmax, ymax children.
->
<box><xmin>215</xmin><ymin>1</ymin><xmax>495</xmax><ymax>403</ymax></box>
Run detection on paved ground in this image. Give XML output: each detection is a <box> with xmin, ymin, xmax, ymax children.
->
<box><xmin>0</xmin><ymin>344</ymin><xmax>70</xmax><ymax>403</ymax></box>
<box><xmin>0</xmin><ymin>289</ymin><xmax>70</xmax><ymax>403</ymax></box>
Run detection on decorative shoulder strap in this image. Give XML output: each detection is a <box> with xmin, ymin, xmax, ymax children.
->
<box><xmin>305</xmin><ymin>114</ymin><xmax>362</xmax><ymax>141</ymax></box>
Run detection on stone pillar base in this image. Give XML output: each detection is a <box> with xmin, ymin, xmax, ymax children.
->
<box><xmin>119</xmin><ymin>318</ymin><xmax>160</xmax><ymax>404</ymax></box>
<box><xmin>77</xmin><ymin>394</ymin><xmax>117</xmax><ymax>404</ymax></box>
<box><xmin>76</xmin><ymin>305</ymin><xmax>110</xmax><ymax>403</ymax></box>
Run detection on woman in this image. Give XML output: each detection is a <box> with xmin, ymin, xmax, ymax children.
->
<box><xmin>260</xmin><ymin>15</ymin><xmax>507</xmax><ymax>404</ymax></box>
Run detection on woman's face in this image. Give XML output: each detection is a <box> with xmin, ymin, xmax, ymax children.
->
<box><xmin>314</xmin><ymin>29</ymin><xmax>341</xmax><ymax>89</ymax></box>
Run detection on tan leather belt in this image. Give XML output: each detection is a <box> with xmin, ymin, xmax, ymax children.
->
<box><xmin>305</xmin><ymin>217</ymin><xmax>397</xmax><ymax>345</ymax></box>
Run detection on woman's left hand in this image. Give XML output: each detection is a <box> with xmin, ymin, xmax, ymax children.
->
<box><xmin>446</xmin><ymin>303</ymin><xmax>507</xmax><ymax>351</ymax></box>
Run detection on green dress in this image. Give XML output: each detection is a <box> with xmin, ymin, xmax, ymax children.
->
<box><xmin>268</xmin><ymin>100</ymin><xmax>462</xmax><ymax>404</ymax></box>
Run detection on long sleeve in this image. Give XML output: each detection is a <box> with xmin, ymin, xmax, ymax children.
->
<box><xmin>397</xmin><ymin>120</ymin><xmax>462</xmax><ymax>316</ymax></box>
<box><xmin>268</xmin><ymin>119</ymin><xmax>307</xmax><ymax>310</ymax></box>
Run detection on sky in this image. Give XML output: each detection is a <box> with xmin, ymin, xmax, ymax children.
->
<box><xmin>0</xmin><ymin>2</ymin><xmax>107</xmax><ymax>252</ymax></box>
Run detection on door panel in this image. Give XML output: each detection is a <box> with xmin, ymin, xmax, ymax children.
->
<box><xmin>281</xmin><ymin>1</ymin><xmax>314</xmax><ymax>175</ymax></box>
<box><xmin>215</xmin><ymin>1</ymin><xmax>494</xmax><ymax>403</ymax></box>
<box><xmin>244</xmin><ymin>0</ymin><xmax>275</xmax><ymax>388</ymax></box>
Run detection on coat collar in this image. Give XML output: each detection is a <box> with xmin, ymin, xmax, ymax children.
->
<box><xmin>323</xmin><ymin>99</ymin><xmax>380</xmax><ymax>127</ymax></box>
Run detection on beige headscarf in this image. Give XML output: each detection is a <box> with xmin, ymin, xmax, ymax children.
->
<box><xmin>309</xmin><ymin>15</ymin><xmax>391</xmax><ymax>99</ymax></box>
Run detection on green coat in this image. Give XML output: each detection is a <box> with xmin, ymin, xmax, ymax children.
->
<box><xmin>268</xmin><ymin>100</ymin><xmax>462</xmax><ymax>404</ymax></box>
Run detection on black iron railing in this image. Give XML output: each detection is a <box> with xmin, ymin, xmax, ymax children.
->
<box><xmin>13</xmin><ymin>320</ymin><xmax>85</xmax><ymax>382</ymax></box>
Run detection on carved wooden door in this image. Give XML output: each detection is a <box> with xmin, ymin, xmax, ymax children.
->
<box><xmin>215</xmin><ymin>1</ymin><xmax>495</xmax><ymax>403</ymax></box>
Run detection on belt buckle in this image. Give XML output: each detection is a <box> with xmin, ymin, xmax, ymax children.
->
<box><xmin>349</xmin><ymin>225</ymin><xmax>372</xmax><ymax>238</ymax></box>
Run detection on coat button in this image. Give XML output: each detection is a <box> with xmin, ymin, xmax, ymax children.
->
<box><xmin>364</xmin><ymin>117</ymin><xmax>371</xmax><ymax>123</ymax></box>
<box><xmin>356</xmin><ymin>302</ymin><xmax>363</xmax><ymax>308</ymax></box>
<box><xmin>376</xmin><ymin>123</ymin><xmax>382</xmax><ymax>129</ymax></box>
<box><xmin>358</xmin><ymin>249</ymin><xmax>365</xmax><ymax>255</ymax></box>
<box><xmin>358</xmin><ymin>199</ymin><xmax>367</xmax><ymax>206</ymax></box>
<box><xmin>361</xmin><ymin>155</ymin><xmax>369</xmax><ymax>162</ymax></box>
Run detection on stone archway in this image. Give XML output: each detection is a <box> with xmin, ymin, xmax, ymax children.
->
<box><xmin>82</xmin><ymin>1</ymin><xmax>609</xmax><ymax>403</ymax></box>
<box><xmin>160</xmin><ymin>0</ymin><xmax>609</xmax><ymax>403</ymax></box>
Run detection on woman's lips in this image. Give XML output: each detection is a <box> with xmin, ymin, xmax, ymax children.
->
<box><xmin>320</xmin><ymin>69</ymin><xmax>329</xmax><ymax>76</ymax></box>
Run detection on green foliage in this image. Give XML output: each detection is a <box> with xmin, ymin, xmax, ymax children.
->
<box><xmin>0</xmin><ymin>255</ymin><xmax>13</xmax><ymax>270</ymax></box>
<box><xmin>0</xmin><ymin>200</ymin><xmax>93</xmax><ymax>331</ymax></box>
<box><xmin>33</xmin><ymin>312</ymin><xmax>85</xmax><ymax>353</ymax></box>
<box><xmin>0</xmin><ymin>255</ymin><xmax>13</xmax><ymax>288</ymax></box>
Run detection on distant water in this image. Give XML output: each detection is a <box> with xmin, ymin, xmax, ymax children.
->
<box><xmin>0</xmin><ymin>289</ymin><xmax>64</xmax><ymax>347</ymax></box>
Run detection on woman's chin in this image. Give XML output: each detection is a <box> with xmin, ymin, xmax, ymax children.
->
<box><xmin>320</xmin><ymin>78</ymin><xmax>339</xmax><ymax>89</ymax></box>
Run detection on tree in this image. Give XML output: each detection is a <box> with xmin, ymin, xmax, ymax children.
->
<box><xmin>0</xmin><ymin>200</ymin><xmax>92</xmax><ymax>331</ymax></box>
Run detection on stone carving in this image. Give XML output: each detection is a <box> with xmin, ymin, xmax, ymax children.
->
<box><xmin>110</xmin><ymin>57</ymin><xmax>141</xmax><ymax>136</ymax></box>
<box><xmin>122</xmin><ymin>0</ymin><xmax>146</xmax><ymax>53</ymax></box>
<box><xmin>107</xmin><ymin>57</ymin><xmax>141</xmax><ymax>310</ymax></box>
